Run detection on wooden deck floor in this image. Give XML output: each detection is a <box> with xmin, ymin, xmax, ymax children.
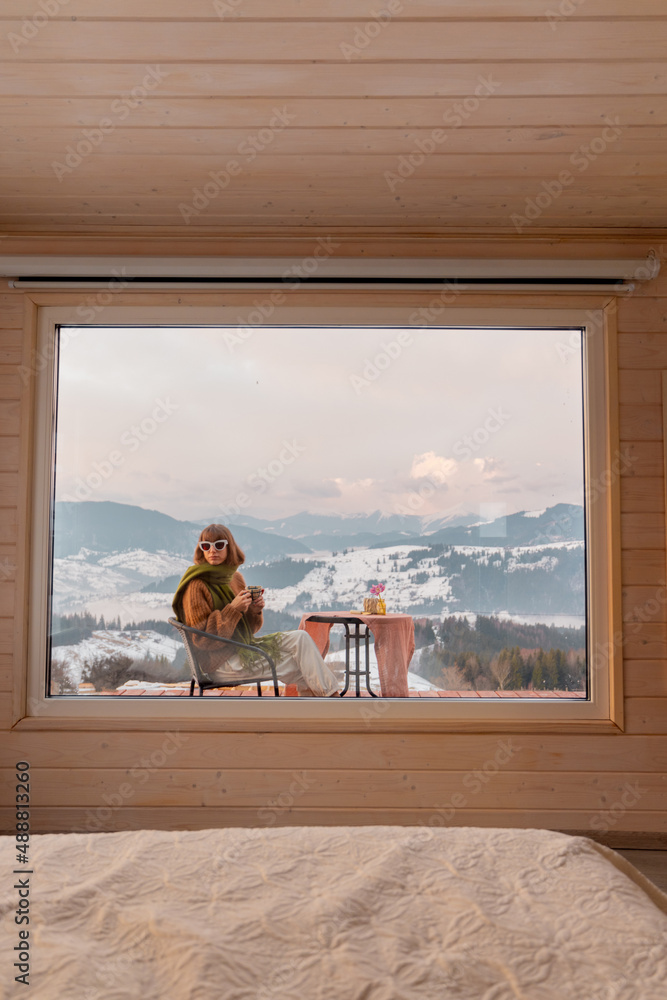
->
<box><xmin>100</xmin><ymin>683</ymin><xmax>586</xmax><ymax>699</ymax></box>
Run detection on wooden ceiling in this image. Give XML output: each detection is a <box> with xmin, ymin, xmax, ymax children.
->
<box><xmin>1</xmin><ymin>0</ymin><xmax>667</xmax><ymax>243</ymax></box>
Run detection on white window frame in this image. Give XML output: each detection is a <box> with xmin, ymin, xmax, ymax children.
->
<box><xmin>17</xmin><ymin>293</ymin><xmax>622</xmax><ymax>732</ymax></box>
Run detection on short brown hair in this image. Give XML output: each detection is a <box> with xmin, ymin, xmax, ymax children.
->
<box><xmin>193</xmin><ymin>524</ymin><xmax>245</xmax><ymax>566</ymax></box>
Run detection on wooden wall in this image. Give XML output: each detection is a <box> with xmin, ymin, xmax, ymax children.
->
<box><xmin>1</xmin><ymin>240</ymin><xmax>666</xmax><ymax>843</ymax></box>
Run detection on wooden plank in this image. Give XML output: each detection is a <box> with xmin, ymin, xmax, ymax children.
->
<box><xmin>623</xmin><ymin>622</ymin><xmax>667</xmax><ymax>659</ymax></box>
<box><xmin>3</xmin><ymin>21</ymin><xmax>667</xmax><ymax>63</ymax></box>
<box><xmin>618</xmin><ymin>310</ymin><xmax>667</xmax><ymax>339</ymax></box>
<box><xmin>2</xmin><ymin>62</ymin><xmax>667</xmax><ymax>100</ymax></box>
<box><xmin>0</xmin><ymin>401</ymin><xmax>20</xmax><ymax>436</ymax></box>
<box><xmin>618</xmin><ymin>369</ymin><xmax>662</xmax><ymax>405</ymax></box>
<box><xmin>0</xmin><ymin>684</ymin><xmax>15</xmax><ymax>729</ymax></box>
<box><xmin>0</xmin><ymin>508</ymin><xmax>17</xmax><ymax>546</ymax></box>
<box><xmin>0</xmin><ymin>333</ymin><xmax>22</xmax><ymax>367</ymax></box>
<box><xmin>7</xmin><ymin>180</ymin><xmax>667</xmax><ymax>209</ymax></box>
<box><xmin>4</xmin><ymin>202</ymin><xmax>667</xmax><ymax>228</ymax></box>
<box><xmin>622</xmin><ymin>548</ymin><xmax>665</xmax><ymax>585</ymax></box>
<box><xmin>5</xmin><ymin>212</ymin><xmax>665</xmax><ymax>231</ymax></box>
<box><xmin>3</xmin><ymin>807</ymin><xmax>665</xmax><ymax>836</ymax></box>
<box><xmin>623</xmin><ymin>586</ymin><xmax>667</xmax><ymax>623</ymax></box>
<box><xmin>619</xmin><ymin>405</ymin><xmax>663</xmax><ymax>441</ymax></box>
<box><xmin>4</xmin><ymin>181</ymin><xmax>667</xmax><ymax>206</ymax></box>
<box><xmin>0</xmin><ymin>546</ymin><xmax>15</xmax><ymax>583</ymax></box>
<box><xmin>0</xmin><ymin>654</ymin><xmax>12</xmax><ymax>690</ymax></box>
<box><xmin>0</xmin><ymin>370</ymin><xmax>23</xmax><ymax>400</ymax></box>
<box><xmin>624</xmin><ymin>661</ymin><xmax>667</xmax><ymax>697</ymax></box>
<box><xmin>0</xmin><ymin>298</ymin><xmax>23</xmax><ymax>328</ymax></box>
<box><xmin>617</xmin><ymin>442</ymin><xmax>663</xmax><ymax>479</ymax></box>
<box><xmin>630</xmin><ymin>271</ymin><xmax>667</xmax><ymax>299</ymax></box>
<box><xmin>5</xmin><ymin>126</ymin><xmax>666</xmax><ymax>158</ymax></box>
<box><xmin>0</xmin><ymin>438</ymin><xmax>19</xmax><ymax>472</ymax></box>
<box><xmin>621</xmin><ymin>513</ymin><xmax>666</xmax><ymax>550</ymax></box>
<box><xmin>0</xmin><ymin>473</ymin><xmax>18</xmax><ymax>507</ymax></box>
<box><xmin>2</xmin><ymin>96</ymin><xmax>667</xmax><ymax>129</ymax></box>
<box><xmin>620</xmin><ymin>477</ymin><xmax>665</xmax><ymax>512</ymax></box>
<box><xmin>7</xmin><ymin>153</ymin><xmax>667</xmax><ymax>183</ymax></box>
<box><xmin>0</xmin><ymin>583</ymin><xmax>14</xmax><ymax>617</ymax></box>
<box><xmin>3</xmin><ymin>0</ymin><xmax>667</xmax><ymax>18</ymax></box>
<box><xmin>625</xmin><ymin>698</ymin><xmax>667</xmax><ymax>734</ymax></box>
<box><xmin>8</xmin><ymin>767</ymin><xmax>666</xmax><ymax>810</ymax></box>
<box><xmin>4</xmin><ymin>732</ymin><xmax>667</xmax><ymax>772</ymax></box>
<box><xmin>0</xmin><ymin>234</ymin><xmax>652</xmax><ymax>258</ymax></box>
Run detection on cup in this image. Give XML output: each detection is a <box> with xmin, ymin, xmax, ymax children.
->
<box><xmin>247</xmin><ymin>586</ymin><xmax>264</xmax><ymax>603</ymax></box>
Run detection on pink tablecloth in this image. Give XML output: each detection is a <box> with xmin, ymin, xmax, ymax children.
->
<box><xmin>298</xmin><ymin>612</ymin><xmax>414</xmax><ymax>698</ymax></box>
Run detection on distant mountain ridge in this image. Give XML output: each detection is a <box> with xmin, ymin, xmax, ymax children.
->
<box><xmin>54</xmin><ymin>501</ymin><xmax>311</xmax><ymax>562</ymax></box>
<box><xmin>382</xmin><ymin>503</ymin><xmax>584</xmax><ymax>550</ymax></box>
<box><xmin>55</xmin><ymin>500</ymin><xmax>584</xmax><ymax>562</ymax></box>
<box><xmin>208</xmin><ymin>509</ymin><xmax>480</xmax><ymax>551</ymax></box>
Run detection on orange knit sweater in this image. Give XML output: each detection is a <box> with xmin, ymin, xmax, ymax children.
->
<box><xmin>181</xmin><ymin>570</ymin><xmax>264</xmax><ymax>668</ymax></box>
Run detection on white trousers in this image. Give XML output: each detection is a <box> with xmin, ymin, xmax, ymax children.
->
<box><xmin>212</xmin><ymin>630</ymin><xmax>340</xmax><ymax>697</ymax></box>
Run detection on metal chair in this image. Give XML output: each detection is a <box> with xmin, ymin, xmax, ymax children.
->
<box><xmin>305</xmin><ymin>615</ymin><xmax>378</xmax><ymax>697</ymax></box>
<box><xmin>168</xmin><ymin>618</ymin><xmax>280</xmax><ymax>697</ymax></box>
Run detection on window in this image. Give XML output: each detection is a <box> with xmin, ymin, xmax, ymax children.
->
<box><xmin>24</xmin><ymin>297</ymin><xmax>621</xmax><ymax>728</ymax></box>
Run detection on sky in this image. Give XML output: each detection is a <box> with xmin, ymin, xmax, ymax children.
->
<box><xmin>54</xmin><ymin>324</ymin><xmax>585</xmax><ymax>524</ymax></box>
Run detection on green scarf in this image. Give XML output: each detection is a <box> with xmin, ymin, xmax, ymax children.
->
<box><xmin>172</xmin><ymin>563</ymin><xmax>282</xmax><ymax>670</ymax></box>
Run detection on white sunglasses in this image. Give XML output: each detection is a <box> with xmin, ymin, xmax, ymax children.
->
<box><xmin>199</xmin><ymin>539</ymin><xmax>228</xmax><ymax>553</ymax></box>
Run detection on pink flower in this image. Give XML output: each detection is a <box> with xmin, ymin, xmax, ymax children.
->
<box><xmin>370</xmin><ymin>583</ymin><xmax>386</xmax><ymax>596</ymax></box>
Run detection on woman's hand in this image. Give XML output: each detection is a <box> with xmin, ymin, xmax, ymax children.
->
<box><xmin>229</xmin><ymin>590</ymin><xmax>253</xmax><ymax>612</ymax></box>
<box><xmin>251</xmin><ymin>594</ymin><xmax>265</xmax><ymax>611</ymax></box>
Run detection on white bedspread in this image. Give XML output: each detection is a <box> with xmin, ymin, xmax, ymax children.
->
<box><xmin>2</xmin><ymin>826</ymin><xmax>666</xmax><ymax>999</ymax></box>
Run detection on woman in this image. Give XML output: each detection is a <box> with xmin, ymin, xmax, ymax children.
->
<box><xmin>172</xmin><ymin>524</ymin><xmax>340</xmax><ymax>697</ymax></box>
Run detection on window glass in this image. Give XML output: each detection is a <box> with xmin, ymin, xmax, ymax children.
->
<box><xmin>49</xmin><ymin>325</ymin><xmax>586</xmax><ymax>700</ymax></box>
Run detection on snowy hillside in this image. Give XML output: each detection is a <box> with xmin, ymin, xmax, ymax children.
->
<box><xmin>51</xmin><ymin>537</ymin><xmax>585</xmax><ymax>637</ymax></box>
<box><xmin>52</xmin><ymin>548</ymin><xmax>191</xmax><ymax>616</ymax></box>
<box><xmin>53</xmin><ymin>629</ymin><xmax>182</xmax><ymax>687</ymax></box>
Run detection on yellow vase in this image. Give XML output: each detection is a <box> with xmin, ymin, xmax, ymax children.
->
<box><xmin>377</xmin><ymin>598</ymin><xmax>386</xmax><ymax>615</ymax></box>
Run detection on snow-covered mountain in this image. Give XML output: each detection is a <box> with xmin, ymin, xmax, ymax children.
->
<box><xmin>51</xmin><ymin>500</ymin><xmax>585</xmax><ymax>627</ymax></box>
<box><xmin>54</xmin><ymin>501</ymin><xmax>312</xmax><ymax>561</ymax></box>
<box><xmin>208</xmin><ymin>509</ymin><xmax>479</xmax><ymax>550</ymax></box>
<box><xmin>49</xmin><ymin>500</ymin><xmax>586</xmax><ymax>690</ymax></box>
<box><xmin>53</xmin><ymin>628</ymin><xmax>183</xmax><ymax>687</ymax></box>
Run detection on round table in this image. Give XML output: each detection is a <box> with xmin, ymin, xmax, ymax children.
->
<box><xmin>298</xmin><ymin>611</ymin><xmax>415</xmax><ymax>698</ymax></box>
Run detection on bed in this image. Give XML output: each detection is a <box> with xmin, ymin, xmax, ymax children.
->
<box><xmin>2</xmin><ymin>826</ymin><xmax>666</xmax><ymax>999</ymax></box>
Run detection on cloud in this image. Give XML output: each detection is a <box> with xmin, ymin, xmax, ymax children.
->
<box><xmin>410</xmin><ymin>451</ymin><xmax>457</xmax><ymax>484</ymax></box>
<box><xmin>473</xmin><ymin>457</ymin><xmax>518</xmax><ymax>483</ymax></box>
<box><xmin>293</xmin><ymin>478</ymin><xmax>342</xmax><ymax>498</ymax></box>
